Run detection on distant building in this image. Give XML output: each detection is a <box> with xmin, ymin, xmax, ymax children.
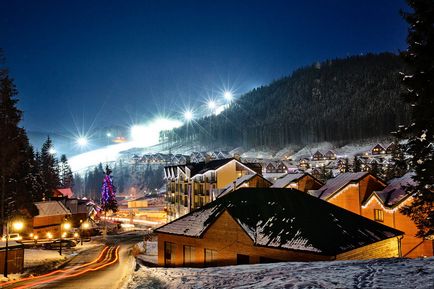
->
<box><xmin>371</xmin><ymin>144</ymin><xmax>385</xmax><ymax>155</ymax></box>
<box><xmin>312</xmin><ymin>151</ymin><xmax>324</xmax><ymax>161</ymax></box>
<box><xmin>385</xmin><ymin>142</ymin><xmax>397</xmax><ymax>154</ymax></box>
<box><xmin>325</xmin><ymin>150</ymin><xmax>337</xmax><ymax>160</ymax></box>
<box><xmin>271</xmin><ymin>173</ymin><xmax>323</xmax><ymax>192</ymax></box>
<box><xmin>155</xmin><ymin>188</ymin><xmax>403</xmax><ymax>267</ymax></box>
<box><xmin>164</xmin><ymin>158</ymin><xmax>262</xmax><ymax>221</ymax></box>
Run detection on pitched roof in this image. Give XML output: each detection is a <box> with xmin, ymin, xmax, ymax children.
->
<box><xmin>271</xmin><ymin>173</ymin><xmax>306</xmax><ymax>188</ymax></box>
<box><xmin>34</xmin><ymin>201</ymin><xmax>71</xmax><ymax>217</ymax></box>
<box><xmin>374</xmin><ymin>172</ymin><xmax>416</xmax><ymax>207</ymax></box>
<box><xmin>217</xmin><ymin>174</ymin><xmax>271</xmax><ymax>198</ymax></box>
<box><xmin>188</xmin><ymin>158</ymin><xmax>234</xmax><ymax>176</ymax></box>
<box><xmin>155</xmin><ymin>188</ymin><xmax>402</xmax><ymax>255</ymax></box>
<box><xmin>54</xmin><ymin>188</ymin><xmax>74</xmax><ymax>198</ymax></box>
<box><xmin>310</xmin><ymin>172</ymin><xmax>370</xmax><ymax>200</ymax></box>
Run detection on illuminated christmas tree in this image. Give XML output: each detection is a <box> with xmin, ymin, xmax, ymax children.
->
<box><xmin>101</xmin><ymin>165</ymin><xmax>118</xmax><ymax>213</ymax></box>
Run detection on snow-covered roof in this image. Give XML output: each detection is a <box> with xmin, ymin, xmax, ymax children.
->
<box><xmin>310</xmin><ymin>172</ymin><xmax>371</xmax><ymax>200</ymax></box>
<box><xmin>34</xmin><ymin>201</ymin><xmax>71</xmax><ymax>217</ymax></box>
<box><xmin>271</xmin><ymin>173</ymin><xmax>305</xmax><ymax>188</ymax></box>
<box><xmin>371</xmin><ymin>172</ymin><xmax>416</xmax><ymax>207</ymax></box>
<box><xmin>155</xmin><ymin>188</ymin><xmax>402</xmax><ymax>255</ymax></box>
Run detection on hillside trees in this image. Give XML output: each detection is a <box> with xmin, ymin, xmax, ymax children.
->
<box><xmin>163</xmin><ymin>53</ymin><xmax>409</xmax><ymax>150</ymax></box>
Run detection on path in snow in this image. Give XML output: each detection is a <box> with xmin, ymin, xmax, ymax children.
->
<box><xmin>124</xmin><ymin>257</ymin><xmax>434</xmax><ymax>289</ymax></box>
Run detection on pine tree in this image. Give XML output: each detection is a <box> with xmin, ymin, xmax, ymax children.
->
<box><xmin>101</xmin><ymin>165</ymin><xmax>118</xmax><ymax>213</ymax></box>
<box><xmin>352</xmin><ymin>156</ymin><xmax>362</xmax><ymax>172</ymax></box>
<box><xmin>0</xmin><ymin>51</ymin><xmax>39</xmax><ymax>226</ymax></box>
<box><xmin>59</xmin><ymin>154</ymin><xmax>74</xmax><ymax>188</ymax></box>
<box><xmin>400</xmin><ymin>0</ymin><xmax>434</xmax><ymax>238</ymax></box>
<box><xmin>40</xmin><ymin>136</ymin><xmax>60</xmax><ymax>197</ymax></box>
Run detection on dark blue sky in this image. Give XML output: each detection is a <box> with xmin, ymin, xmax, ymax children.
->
<box><xmin>1</xmin><ymin>0</ymin><xmax>409</xmax><ymax>134</ymax></box>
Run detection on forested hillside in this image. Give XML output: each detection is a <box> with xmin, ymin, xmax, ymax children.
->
<box><xmin>163</xmin><ymin>53</ymin><xmax>409</xmax><ymax>150</ymax></box>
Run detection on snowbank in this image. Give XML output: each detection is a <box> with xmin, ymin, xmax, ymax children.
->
<box><xmin>125</xmin><ymin>257</ymin><xmax>434</xmax><ymax>289</ymax></box>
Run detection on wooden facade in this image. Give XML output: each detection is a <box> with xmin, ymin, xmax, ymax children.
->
<box><xmin>362</xmin><ymin>190</ymin><xmax>433</xmax><ymax>257</ymax></box>
<box><xmin>156</xmin><ymin>188</ymin><xmax>403</xmax><ymax>268</ymax></box>
<box><xmin>0</xmin><ymin>241</ymin><xmax>24</xmax><ymax>274</ymax></box>
<box><xmin>313</xmin><ymin>172</ymin><xmax>386</xmax><ymax>215</ymax></box>
<box><xmin>313</xmin><ymin>172</ymin><xmax>433</xmax><ymax>258</ymax></box>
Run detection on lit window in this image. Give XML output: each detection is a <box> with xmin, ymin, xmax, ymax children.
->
<box><xmin>204</xmin><ymin>248</ymin><xmax>217</xmax><ymax>266</ymax></box>
<box><xmin>183</xmin><ymin>245</ymin><xmax>195</xmax><ymax>266</ymax></box>
<box><xmin>374</xmin><ymin>209</ymin><xmax>384</xmax><ymax>222</ymax></box>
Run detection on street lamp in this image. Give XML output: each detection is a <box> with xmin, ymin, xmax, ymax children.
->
<box><xmin>3</xmin><ymin>220</ymin><xmax>24</xmax><ymax>278</ymax></box>
<box><xmin>59</xmin><ymin>221</ymin><xmax>71</xmax><ymax>256</ymax></box>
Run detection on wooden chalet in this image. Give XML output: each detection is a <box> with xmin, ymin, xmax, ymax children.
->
<box><xmin>312</xmin><ymin>151</ymin><xmax>324</xmax><ymax>161</ymax></box>
<box><xmin>271</xmin><ymin>173</ymin><xmax>323</xmax><ymax>192</ymax></box>
<box><xmin>325</xmin><ymin>150</ymin><xmax>337</xmax><ymax>160</ymax></box>
<box><xmin>385</xmin><ymin>142</ymin><xmax>397</xmax><ymax>154</ymax></box>
<box><xmin>362</xmin><ymin>172</ymin><xmax>433</xmax><ymax>258</ymax></box>
<box><xmin>371</xmin><ymin>144</ymin><xmax>385</xmax><ymax>155</ymax></box>
<box><xmin>298</xmin><ymin>158</ymin><xmax>310</xmax><ymax>170</ymax></box>
<box><xmin>155</xmin><ymin>188</ymin><xmax>403</xmax><ymax>267</ymax></box>
<box><xmin>32</xmin><ymin>201</ymin><xmax>72</xmax><ymax>239</ymax></box>
<box><xmin>310</xmin><ymin>172</ymin><xmax>386</xmax><ymax>215</ymax></box>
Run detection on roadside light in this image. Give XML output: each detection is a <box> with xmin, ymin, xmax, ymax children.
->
<box><xmin>82</xmin><ymin>222</ymin><xmax>90</xmax><ymax>229</ymax></box>
<box><xmin>29</xmin><ymin>233</ymin><xmax>34</xmax><ymax>238</ymax></box>
<box><xmin>12</xmin><ymin>221</ymin><xmax>24</xmax><ymax>231</ymax></box>
<box><xmin>62</xmin><ymin>232</ymin><xmax>67</xmax><ymax>238</ymax></box>
<box><xmin>73</xmin><ymin>232</ymin><xmax>79</xmax><ymax>238</ymax></box>
<box><xmin>33</xmin><ymin>235</ymin><xmax>38</xmax><ymax>240</ymax></box>
<box><xmin>47</xmin><ymin>232</ymin><xmax>53</xmax><ymax>239</ymax></box>
<box><xmin>63</xmin><ymin>223</ymin><xmax>71</xmax><ymax>230</ymax></box>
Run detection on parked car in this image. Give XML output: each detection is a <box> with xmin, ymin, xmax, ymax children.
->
<box><xmin>1</xmin><ymin>233</ymin><xmax>22</xmax><ymax>241</ymax></box>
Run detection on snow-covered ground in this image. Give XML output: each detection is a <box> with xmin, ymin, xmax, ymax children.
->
<box><xmin>125</xmin><ymin>257</ymin><xmax>434</xmax><ymax>289</ymax></box>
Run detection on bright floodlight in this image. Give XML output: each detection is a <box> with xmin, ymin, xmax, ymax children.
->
<box><xmin>184</xmin><ymin>110</ymin><xmax>193</xmax><ymax>121</ymax></box>
<box><xmin>223</xmin><ymin>91</ymin><xmax>233</xmax><ymax>101</ymax></box>
<box><xmin>12</xmin><ymin>221</ymin><xmax>24</xmax><ymax>231</ymax></box>
<box><xmin>207</xmin><ymin>100</ymin><xmax>217</xmax><ymax>110</ymax></box>
<box><xmin>76</xmin><ymin>137</ymin><xmax>88</xmax><ymax>147</ymax></box>
<box><xmin>106</xmin><ymin>132</ymin><xmax>112</xmax><ymax>137</ymax></box>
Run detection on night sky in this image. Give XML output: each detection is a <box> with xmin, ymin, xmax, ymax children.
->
<box><xmin>1</xmin><ymin>0</ymin><xmax>409</xmax><ymax>135</ymax></box>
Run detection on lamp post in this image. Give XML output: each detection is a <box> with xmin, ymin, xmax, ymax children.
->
<box><xmin>59</xmin><ymin>222</ymin><xmax>71</xmax><ymax>256</ymax></box>
<box><xmin>3</xmin><ymin>220</ymin><xmax>24</xmax><ymax>278</ymax></box>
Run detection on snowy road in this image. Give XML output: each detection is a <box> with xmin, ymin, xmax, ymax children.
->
<box><xmin>125</xmin><ymin>257</ymin><xmax>434</xmax><ymax>289</ymax></box>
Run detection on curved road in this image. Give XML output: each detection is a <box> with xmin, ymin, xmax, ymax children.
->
<box><xmin>1</xmin><ymin>233</ymin><xmax>144</xmax><ymax>289</ymax></box>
